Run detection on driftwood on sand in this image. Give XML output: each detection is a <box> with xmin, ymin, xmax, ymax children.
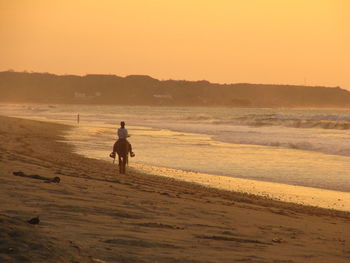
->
<box><xmin>13</xmin><ymin>171</ymin><xmax>60</xmax><ymax>183</ymax></box>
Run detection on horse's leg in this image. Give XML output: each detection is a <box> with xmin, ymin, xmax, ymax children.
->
<box><xmin>118</xmin><ymin>156</ymin><xmax>122</xmax><ymax>173</ymax></box>
<box><xmin>122</xmin><ymin>156</ymin><xmax>127</xmax><ymax>174</ymax></box>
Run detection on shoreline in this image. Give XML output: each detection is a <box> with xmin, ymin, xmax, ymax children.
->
<box><xmin>1</xmin><ymin>116</ymin><xmax>350</xmax><ymax>262</ymax></box>
<box><xmin>129</xmin><ymin>163</ymin><xmax>350</xmax><ymax>212</ymax></box>
<box><xmin>63</xmin><ymin>120</ymin><xmax>350</xmax><ymax>212</ymax></box>
<box><xmin>62</xmin><ymin>118</ymin><xmax>350</xmax><ymax>213</ymax></box>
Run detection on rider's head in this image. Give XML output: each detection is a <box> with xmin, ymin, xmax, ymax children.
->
<box><xmin>120</xmin><ymin>121</ymin><xmax>125</xmax><ymax>128</ymax></box>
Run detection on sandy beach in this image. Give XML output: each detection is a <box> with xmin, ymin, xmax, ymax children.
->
<box><xmin>1</xmin><ymin>116</ymin><xmax>350</xmax><ymax>263</ymax></box>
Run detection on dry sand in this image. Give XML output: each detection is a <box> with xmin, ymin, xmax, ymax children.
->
<box><xmin>0</xmin><ymin>115</ymin><xmax>350</xmax><ymax>263</ymax></box>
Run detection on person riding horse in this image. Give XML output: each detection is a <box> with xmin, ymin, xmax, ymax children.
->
<box><xmin>110</xmin><ymin>121</ymin><xmax>135</xmax><ymax>158</ymax></box>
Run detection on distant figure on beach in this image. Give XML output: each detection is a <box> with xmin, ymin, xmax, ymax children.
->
<box><xmin>112</xmin><ymin>121</ymin><xmax>135</xmax><ymax>157</ymax></box>
<box><xmin>77</xmin><ymin>114</ymin><xmax>80</xmax><ymax>124</ymax></box>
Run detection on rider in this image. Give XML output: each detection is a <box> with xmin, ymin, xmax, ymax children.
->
<box><xmin>112</xmin><ymin>121</ymin><xmax>135</xmax><ymax>157</ymax></box>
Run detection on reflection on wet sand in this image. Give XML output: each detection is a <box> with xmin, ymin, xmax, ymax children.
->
<box><xmin>132</xmin><ymin>163</ymin><xmax>350</xmax><ymax>212</ymax></box>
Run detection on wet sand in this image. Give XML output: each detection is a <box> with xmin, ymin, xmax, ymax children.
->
<box><xmin>0</xmin><ymin>116</ymin><xmax>350</xmax><ymax>263</ymax></box>
<box><xmin>132</xmin><ymin>164</ymin><xmax>350</xmax><ymax>212</ymax></box>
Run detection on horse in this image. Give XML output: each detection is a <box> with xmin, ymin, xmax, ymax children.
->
<box><xmin>112</xmin><ymin>139</ymin><xmax>129</xmax><ymax>174</ymax></box>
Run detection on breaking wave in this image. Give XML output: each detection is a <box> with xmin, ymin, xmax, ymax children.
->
<box><xmin>211</xmin><ymin>113</ymin><xmax>350</xmax><ymax>130</ymax></box>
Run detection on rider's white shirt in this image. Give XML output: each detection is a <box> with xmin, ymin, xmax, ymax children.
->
<box><xmin>117</xmin><ymin>128</ymin><xmax>129</xmax><ymax>139</ymax></box>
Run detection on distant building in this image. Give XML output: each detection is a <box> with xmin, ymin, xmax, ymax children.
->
<box><xmin>74</xmin><ymin>91</ymin><xmax>101</xmax><ymax>99</ymax></box>
<box><xmin>153</xmin><ymin>94</ymin><xmax>173</xmax><ymax>99</ymax></box>
<box><xmin>74</xmin><ymin>92</ymin><xmax>86</xmax><ymax>98</ymax></box>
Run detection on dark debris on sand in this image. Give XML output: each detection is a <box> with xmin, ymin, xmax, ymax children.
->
<box><xmin>13</xmin><ymin>171</ymin><xmax>60</xmax><ymax>183</ymax></box>
<box><xmin>0</xmin><ymin>215</ymin><xmax>94</xmax><ymax>263</ymax></box>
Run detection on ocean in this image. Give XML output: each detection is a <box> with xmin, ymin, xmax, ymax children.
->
<box><xmin>1</xmin><ymin>103</ymin><xmax>350</xmax><ymax>211</ymax></box>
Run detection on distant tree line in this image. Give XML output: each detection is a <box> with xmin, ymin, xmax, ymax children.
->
<box><xmin>0</xmin><ymin>71</ymin><xmax>349</xmax><ymax>107</ymax></box>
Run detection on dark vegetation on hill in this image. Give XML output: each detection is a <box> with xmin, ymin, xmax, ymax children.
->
<box><xmin>1</xmin><ymin>71</ymin><xmax>349</xmax><ymax>107</ymax></box>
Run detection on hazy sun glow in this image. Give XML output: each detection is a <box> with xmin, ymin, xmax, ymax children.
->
<box><xmin>1</xmin><ymin>0</ymin><xmax>349</xmax><ymax>89</ymax></box>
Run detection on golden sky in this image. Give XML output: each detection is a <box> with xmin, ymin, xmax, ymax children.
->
<box><xmin>1</xmin><ymin>0</ymin><xmax>349</xmax><ymax>89</ymax></box>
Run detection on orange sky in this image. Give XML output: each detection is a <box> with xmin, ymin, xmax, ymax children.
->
<box><xmin>1</xmin><ymin>0</ymin><xmax>349</xmax><ymax>89</ymax></box>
